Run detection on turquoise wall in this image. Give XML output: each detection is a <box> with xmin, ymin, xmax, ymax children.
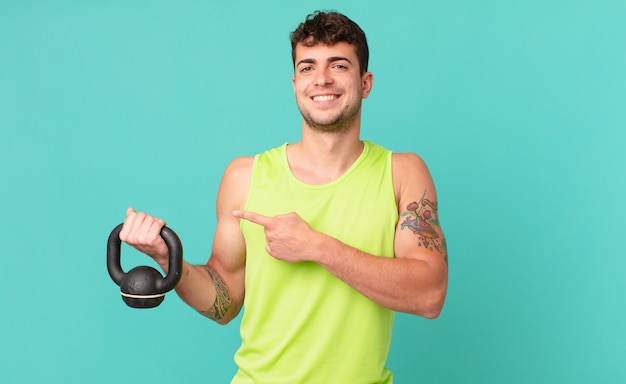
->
<box><xmin>1</xmin><ymin>1</ymin><xmax>624</xmax><ymax>383</ymax></box>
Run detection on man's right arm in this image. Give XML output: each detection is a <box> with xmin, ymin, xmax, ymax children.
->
<box><xmin>120</xmin><ymin>156</ymin><xmax>253</xmax><ymax>325</ymax></box>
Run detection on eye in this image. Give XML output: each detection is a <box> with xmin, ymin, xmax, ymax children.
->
<box><xmin>299</xmin><ymin>66</ymin><xmax>313</xmax><ymax>73</ymax></box>
<box><xmin>331</xmin><ymin>63</ymin><xmax>348</xmax><ymax>71</ymax></box>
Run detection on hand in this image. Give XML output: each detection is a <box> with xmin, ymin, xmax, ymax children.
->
<box><xmin>119</xmin><ymin>207</ymin><xmax>169</xmax><ymax>264</ymax></box>
<box><xmin>233</xmin><ymin>210</ymin><xmax>320</xmax><ymax>263</ymax></box>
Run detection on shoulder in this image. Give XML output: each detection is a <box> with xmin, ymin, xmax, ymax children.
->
<box><xmin>392</xmin><ymin>152</ymin><xmax>433</xmax><ymax>183</ymax></box>
<box><xmin>223</xmin><ymin>156</ymin><xmax>255</xmax><ymax>180</ymax></box>
<box><xmin>221</xmin><ymin>142</ymin><xmax>286</xmax><ymax>184</ymax></box>
<box><xmin>391</xmin><ymin>152</ymin><xmax>437</xmax><ymax>207</ymax></box>
<box><xmin>217</xmin><ymin>156</ymin><xmax>255</xmax><ymax>210</ymax></box>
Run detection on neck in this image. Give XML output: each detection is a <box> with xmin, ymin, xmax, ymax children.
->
<box><xmin>287</xmin><ymin>124</ymin><xmax>364</xmax><ymax>185</ymax></box>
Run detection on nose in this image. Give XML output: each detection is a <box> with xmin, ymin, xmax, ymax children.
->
<box><xmin>314</xmin><ymin>68</ymin><xmax>333</xmax><ymax>86</ymax></box>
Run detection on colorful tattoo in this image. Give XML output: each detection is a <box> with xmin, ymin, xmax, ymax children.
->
<box><xmin>401</xmin><ymin>190</ymin><xmax>447</xmax><ymax>259</ymax></box>
<box><xmin>199</xmin><ymin>266</ymin><xmax>231</xmax><ymax>321</ymax></box>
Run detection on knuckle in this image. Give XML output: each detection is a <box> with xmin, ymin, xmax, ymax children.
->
<box><xmin>137</xmin><ymin>233</ymin><xmax>152</xmax><ymax>245</ymax></box>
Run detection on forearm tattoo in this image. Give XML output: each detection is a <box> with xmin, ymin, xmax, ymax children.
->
<box><xmin>199</xmin><ymin>265</ymin><xmax>231</xmax><ymax>321</ymax></box>
<box><xmin>400</xmin><ymin>190</ymin><xmax>448</xmax><ymax>263</ymax></box>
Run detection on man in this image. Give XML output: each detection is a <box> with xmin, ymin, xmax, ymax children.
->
<box><xmin>120</xmin><ymin>10</ymin><xmax>448</xmax><ymax>383</ymax></box>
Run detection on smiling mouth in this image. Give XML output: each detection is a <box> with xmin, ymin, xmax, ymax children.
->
<box><xmin>312</xmin><ymin>95</ymin><xmax>339</xmax><ymax>101</ymax></box>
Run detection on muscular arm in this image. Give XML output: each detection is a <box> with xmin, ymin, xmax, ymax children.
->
<box><xmin>320</xmin><ymin>152</ymin><xmax>448</xmax><ymax>318</ymax></box>
<box><xmin>121</xmin><ymin>157</ymin><xmax>252</xmax><ymax>325</ymax></box>
<box><xmin>175</xmin><ymin>157</ymin><xmax>251</xmax><ymax>324</ymax></box>
<box><xmin>234</xmin><ymin>152</ymin><xmax>447</xmax><ymax>318</ymax></box>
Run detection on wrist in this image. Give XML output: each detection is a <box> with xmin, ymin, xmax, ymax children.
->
<box><xmin>309</xmin><ymin>232</ymin><xmax>336</xmax><ymax>265</ymax></box>
<box><xmin>155</xmin><ymin>255</ymin><xmax>170</xmax><ymax>272</ymax></box>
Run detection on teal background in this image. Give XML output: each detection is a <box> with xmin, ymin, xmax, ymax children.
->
<box><xmin>1</xmin><ymin>0</ymin><xmax>624</xmax><ymax>383</ymax></box>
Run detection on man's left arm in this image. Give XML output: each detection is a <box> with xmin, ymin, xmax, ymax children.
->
<box><xmin>233</xmin><ymin>152</ymin><xmax>448</xmax><ymax>318</ymax></box>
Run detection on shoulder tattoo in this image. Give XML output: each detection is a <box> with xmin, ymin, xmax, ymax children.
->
<box><xmin>400</xmin><ymin>190</ymin><xmax>448</xmax><ymax>262</ymax></box>
<box><xmin>199</xmin><ymin>265</ymin><xmax>231</xmax><ymax>321</ymax></box>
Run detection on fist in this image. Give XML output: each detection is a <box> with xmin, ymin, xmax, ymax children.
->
<box><xmin>119</xmin><ymin>207</ymin><xmax>169</xmax><ymax>262</ymax></box>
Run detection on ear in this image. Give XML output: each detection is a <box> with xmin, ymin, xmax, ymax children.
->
<box><xmin>292</xmin><ymin>74</ymin><xmax>296</xmax><ymax>92</ymax></box>
<box><xmin>361</xmin><ymin>72</ymin><xmax>374</xmax><ymax>99</ymax></box>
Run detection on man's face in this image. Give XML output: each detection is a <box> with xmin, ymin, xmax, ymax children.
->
<box><xmin>292</xmin><ymin>42</ymin><xmax>373</xmax><ymax>133</ymax></box>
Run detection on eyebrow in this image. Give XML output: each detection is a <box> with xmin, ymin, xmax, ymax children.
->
<box><xmin>329</xmin><ymin>56</ymin><xmax>352</xmax><ymax>64</ymax></box>
<box><xmin>296</xmin><ymin>56</ymin><xmax>353</xmax><ymax>67</ymax></box>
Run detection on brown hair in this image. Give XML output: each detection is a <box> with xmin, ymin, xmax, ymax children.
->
<box><xmin>290</xmin><ymin>11</ymin><xmax>369</xmax><ymax>75</ymax></box>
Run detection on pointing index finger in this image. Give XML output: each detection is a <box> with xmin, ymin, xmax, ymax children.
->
<box><xmin>233</xmin><ymin>210</ymin><xmax>272</xmax><ymax>227</ymax></box>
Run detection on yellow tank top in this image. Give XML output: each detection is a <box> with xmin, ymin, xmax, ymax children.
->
<box><xmin>233</xmin><ymin>141</ymin><xmax>397</xmax><ymax>384</ymax></box>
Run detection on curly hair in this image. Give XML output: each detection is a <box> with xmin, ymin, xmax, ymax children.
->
<box><xmin>290</xmin><ymin>11</ymin><xmax>369</xmax><ymax>75</ymax></box>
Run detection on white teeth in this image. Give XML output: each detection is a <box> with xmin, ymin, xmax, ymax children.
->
<box><xmin>313</xmin><ymin>95</ymin><xmax>337</xmax><ymax>101</ymax></box>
